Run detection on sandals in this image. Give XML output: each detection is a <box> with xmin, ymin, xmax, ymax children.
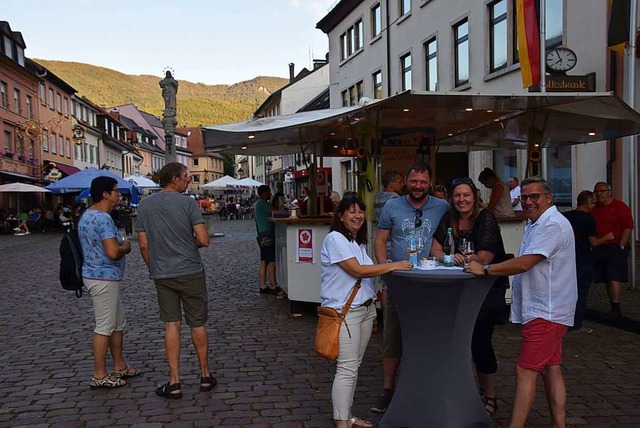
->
<box><xmin>200</xmin><ymin>373</ymin><xmax>217</xmax><ymax>392</ymax></box>
<box><xmin>155</xmin><ymin>382</ymin><xmax>183</xmax><ymax>399</ymax></box>
<box><xmin>113</xmin><ymin>365</ymin><xmax>143</xmax><ymax>379</ymax></box>
<box><xmin>347</xmin><ymin>416</ymin><xmax>373</xmax><ymax>428</ymax></box>
<box><xmin>90</xmin><ymin>373</ymin><xmax>126</xmax><ymax>389</ymax></box>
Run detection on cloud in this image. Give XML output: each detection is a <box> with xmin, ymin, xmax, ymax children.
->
<box><xmin>290</xmin><ymin>0</ymin><xmax>336</xmax><ymax>19</ymax></box>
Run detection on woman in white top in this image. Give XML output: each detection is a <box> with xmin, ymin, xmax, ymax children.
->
<box><xmin>321</xmin><ymin>194</ymin><xmax>412</xmax><ymax>428</ymax></box>
<box><xmin>478</xmin><ymin>168</ymin><xmax>515</xmax><ymax>218</ymax></box>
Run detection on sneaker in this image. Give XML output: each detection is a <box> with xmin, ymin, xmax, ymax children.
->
<box><xmin>371</xmin><ymin>389</ymin><xmax>394</xmax><ymax>413</ymax></box>
<box><xmin>570</xmin><ymin>327</ymin><xmax>593</xmax><ymax>334</ymax></box>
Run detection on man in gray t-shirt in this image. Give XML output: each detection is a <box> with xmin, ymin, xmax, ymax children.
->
<box><xmin>371</xmin><ymin>162</ymin><xmax>449</xmax><ymax>413</ymax></box>
<box><xmin>136</xmin><ymin>162</ymin><xmax>215</xmax><ymax>399</ymax></box>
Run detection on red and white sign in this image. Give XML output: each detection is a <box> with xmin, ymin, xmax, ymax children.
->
<box><xmin>316</xmin><ymin>170</ymin><xmax>327</xmax><ymax>196</ymax></box>
<box><xmin>296</xmin><ymin>228</ymin><xmax>314</xmax><ymax>263</ymax></box>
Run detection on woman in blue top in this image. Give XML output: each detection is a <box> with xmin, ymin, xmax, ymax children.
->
<box><xmin>78</xmin><ymin>176</ymin><xmax>141</xmax><ymax>389</ymax></box>
<box><xmin>320</xmin><ymin>194</ymin><xmax>412</xmax><ymax>428</ymax></box>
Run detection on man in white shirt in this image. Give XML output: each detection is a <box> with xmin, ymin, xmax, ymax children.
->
<box><xmin>508</xmin><ymin>176</ymin><xmax>522</xmax><ymax>211</ymax></box>
<box><xmin>465</xmin><ymin>177</ymin><xmax>576</xmax><ymax>428</ymax></box>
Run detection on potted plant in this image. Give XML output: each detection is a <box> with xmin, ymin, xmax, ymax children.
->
<box><xmin>4</xmin><ymin>150</ymin><xmax>14</xmax><ymax>159</ymax></box>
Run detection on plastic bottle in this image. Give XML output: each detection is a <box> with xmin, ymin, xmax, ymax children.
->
<box><xmin>407</xmin><ymin>235</ymin><xmax>418</xmax><ymax>267</ymax></box>
<box><xmin>443</xmin><ymin>227</ymin><xmax>455</xmax><ymax>267</ymax></box>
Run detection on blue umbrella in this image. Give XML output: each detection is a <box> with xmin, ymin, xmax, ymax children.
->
<box><xmin>46</xmin><ymin>167</ymin><xmax>135</xmax><ymax>195</ymax></box>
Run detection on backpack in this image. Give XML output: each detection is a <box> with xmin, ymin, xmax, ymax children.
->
<box><xmin>59</xmin><ymin>227</ymin><xmax>84</xmax><ymax>298</ymax></box>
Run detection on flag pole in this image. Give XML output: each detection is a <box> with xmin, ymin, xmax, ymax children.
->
<box><xmin>539</xmin><ymin>0</ymin><xmax>546</xmax><ymax>94</ymax></box>
<box><xmin>628</xmin><ymin>0</ymin><xmax>638</xmax><ymax>290</ymax></box>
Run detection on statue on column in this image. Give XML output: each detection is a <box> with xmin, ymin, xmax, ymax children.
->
<box><xmin>159</xmin><ymin>70</ymin><xmax>178</xmax><ymax>162</ymax></box>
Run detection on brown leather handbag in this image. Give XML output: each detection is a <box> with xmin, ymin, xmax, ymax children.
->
<box><xmin>315</xmin><ymin>279</ymin><xmax>362</xmax><ymax>360</ymax></box>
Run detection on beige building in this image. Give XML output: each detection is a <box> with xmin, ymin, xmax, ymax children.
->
<box><xmin>317</xmin><ymin>0</ymin><xmax>633</xmax><ymax>207</ymax></box>
<box><xmin>179</xmin><ymin>126</ymin><xmax>225</xmax><ymax>194</ymax></box>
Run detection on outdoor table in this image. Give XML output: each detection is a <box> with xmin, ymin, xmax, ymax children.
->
<box><xmin>380</xmin><ymin>268</ymin><xmax>496</xmax><ymax>428</ymax></box>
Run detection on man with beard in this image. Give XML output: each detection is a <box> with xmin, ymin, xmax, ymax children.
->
<box><xmin>371</xmin><ymin>162</ymin><xmax>449</xmax><ymax>413</ymax></box>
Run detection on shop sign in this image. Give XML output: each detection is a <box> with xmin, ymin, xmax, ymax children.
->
<box><xmin>296</xmin><ymin>228</ymin><xmax>314</xmax><ymax>263</ymax></box>
<box><xmin>45</xmin><ymin>167</ymin><xmax>62</xmax><ymax>182</ymax></box>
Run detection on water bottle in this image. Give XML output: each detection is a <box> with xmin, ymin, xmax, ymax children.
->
<box><xmin>443</xmin><ymin>227</ymin><xmax>455</xmax><ymax>267</ymax></box>
<box><xmin>407</xmin><ymin>235</ymin><xmax>418</xmax><ymax>267</ymax></box>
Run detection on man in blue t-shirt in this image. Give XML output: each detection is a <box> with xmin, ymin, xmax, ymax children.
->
<box><xmin>371</xmin><ymin>162</ymin><xmax>449</xmax><ymax>413</ymax></box>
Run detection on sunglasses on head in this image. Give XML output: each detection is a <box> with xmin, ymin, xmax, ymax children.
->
<box><xmin>451</xmin><ymin>177</ymin><xmax>474</xmax><ymax>188</ymax></box>
<box><xmin>414</xmin><ymin>209</ymin><xmax>422</xmax><ymax>228</ymax></box>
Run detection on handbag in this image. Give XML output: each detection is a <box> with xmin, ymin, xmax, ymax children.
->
<box><xmin>315</xmin><ymin>279</ymin><xmax>362</xmax><ymax>360</ymax></box>
<box><xmin>257</xmin><ymin>230</ymin><xmax>274</xmax><ymax>248</ymax></box>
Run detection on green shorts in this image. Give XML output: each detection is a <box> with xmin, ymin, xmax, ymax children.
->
<box><xmin>154</xmin><ymin>272</ymin><xmax>208</xmax><ymax>327</ymax></box>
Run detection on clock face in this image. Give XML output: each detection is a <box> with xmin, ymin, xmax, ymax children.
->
<box><xmin>73</xmin><ymin>127</ymin><xmax>84</xmax><ymax>139</ymax></box>
<box><xmin>545</xmin><ymin>48</ymin><xmax>577</xmax><ymax>73</ymax></box>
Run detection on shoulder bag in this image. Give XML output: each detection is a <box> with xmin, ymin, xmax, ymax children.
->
<box><xmin>315</xmin><ymin>279</ymin><xmax>362</xmax><ymax>360</ymax></box>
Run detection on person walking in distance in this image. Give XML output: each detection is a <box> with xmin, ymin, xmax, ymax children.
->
<box><xmin>563</xmin><ymin>190</ymin><xmax>613</xmax><ymax>333</ymax></box>
<box><xmin>135</xmin><ymin>162</ymin><xmax>215</xmax><ymax>399</ymax></box>
<box><xmin>78</xmin><ymin>176</ymin><xmax>141</xmax><ymax>389</ymax></box>
<box><xmin>465</xmin><ymin>177</ymin><xmax>577</xmax><ymax>427</ymax></box>
<box><xmin>254</xmin><ymin>185</ymin><xmax>284</xmax><ymax>297</ymax></box>
<box><xmin>371</xmin><ymin>162</ymin><xmax>449</xmax><ymax>413</ymax></box>
<box><xmin>591</xmin><ymin>182</ymin><xmax>634</xmax><ymax>321</ymax></box>
<box><xmin>508</xmin><ymin>176</ymin><xmax>522</xmax><ymax>211</ymax></box>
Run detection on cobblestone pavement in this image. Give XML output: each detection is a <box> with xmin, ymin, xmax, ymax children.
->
<box><xmin>0</xmin><ymin>219</ymin><xmax>639</xmax><ymax>427</ymax></box>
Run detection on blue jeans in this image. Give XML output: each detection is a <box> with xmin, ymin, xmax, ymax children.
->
<box><xmin>573</xmin><ymin>264</ymin><xmax>593</xmax><ymax>329</ymax></box>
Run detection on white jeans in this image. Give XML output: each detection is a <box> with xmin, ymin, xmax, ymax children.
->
<box><xmin>332</xmin><ymin>304</ymin><xmax>376</xmax><ymax>420</ymax></box>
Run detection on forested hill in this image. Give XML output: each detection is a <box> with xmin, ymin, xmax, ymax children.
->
<box><xmin>34</xmin><ymin>59</ymin><xmax>288</xmax><ymax>127</ymax></box>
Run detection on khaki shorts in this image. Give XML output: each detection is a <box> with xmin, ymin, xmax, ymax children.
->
<box><xmin>382</xmin><ymin>293</ymin><xmax>402</xmax><ymax>359</ymax></box>
<box><xmin>85</xmin><ymin>278</ymin><xmax>126</xmax><ymax>336</ymax></box>
<box><xmin>154</xmin><ymin>272</ymin><xmax>208</xmax><ymax>327</ymax></box>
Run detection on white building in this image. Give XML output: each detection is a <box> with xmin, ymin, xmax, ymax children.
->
<box><xmin>71</xmin><ymin>96</ymin><xmax>101</xmax><ymax>171</ymax></box>
<box><xmin>317</xmin><ymin>0</ymin><xmax>622</xmax><ymax>207</ymax></box>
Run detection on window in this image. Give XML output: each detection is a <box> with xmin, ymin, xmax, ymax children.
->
<box><xmin>3</xmin><ymin>36</ymin><xmax>12</xmax><ymax>60</ymax></box>
<box><xmin>543</xmin><ymin>0</ymin><xmax>563</xmax><ymax>48</ymax></box>
<box><xmin>51</xmin><ymin>133</ymin><xmax>56</xmax><ymax>154</ymax></box>
<box><xmin>16</xmin><ymin>46</ymin><xmax>24</xmax><ymax>66</ymax></box>
<box><xmin>425</xmin><ymin>37</ymin><xmax>438</xmax><ymax>91</ymax></box>
<box><xmin>48</xmin><ymin>88</ymin><xmax>54</xmax><ymax>109</ymax></box>
<box><xmin>400</xmin><ymin>0</ymin><xmax>411</xmax><ymax>16</ymax></box>
<box><xmin>400</xmin><ymin>53</ymin><xmax>412</xmax><ymax>91</ymax></box>
<box><xmin>63</xmin><ymin>97</ymin><xmax>69</xmax><ymax>116</ymax></box>
<box><xmin>340</xmin><ymin>18</ymin><xmax>364</xmax><ymax>61</ymax></box>
<box><xmin>26</xmin><ymin>95</ymin><xmax>32</xmax><ymax>118</ymax></box>
<box><xmin>4</xmin><ymin>130</ymin><xmax>10</xmax><ymax>151</ymax></box>
<box><xmin>74</xmin><ymin>143</ymin><xmax>80</xmax><ymax>160</ymax></box>
<box><xmin>193</xmin><ymin>158</ymin><xmax>199</xmax><ymax>167</ymax></box>
<box><xmin>349</xmin><ymin>86</ymin><xmax>357</xmax><ymax>106</ymax></box>
<box><xmin>193</xmin><ymin>174</ymin><xmax>200</xmax><ymax>183</ymax></box>
<box><xmin>90</xmin><ymin>146</ymin><xmax>95</xmax><ymax>163</ymax></box>
<box><xmin>39</xmin><ymin>82</ymin><xmax>46</xmax><ymax>105</ymax></box>
<box><xmin>342</xmin><ymin>90</ymin><xmax>349</xmax><ymax>107</ymax></box>
<box><xmin>0</xmin><ymin>81</ymin><xmax>6</xmax><ymax>108</ymax></box>
<box><xmin>373</xmin><ymin>70</ymin><xmax>383</xmax><ymax>99</ymax></box>
<box><xmin>55</xmin><ymin>93</ymin><xmax>62</xmax><ymax>112</ymax></box>
<box><xmin>58</xmin><ymin>135</ymin><xmax>64</xmax><ymax>155</ymax></box>
<box><xmin>493</xmin><ymin>148</ymin><xmax>518</xmax><ymax>186</ymax></box>
<box><xmin>42</xmin><ymin>130</ymin><xmax>48</xmax><ymax>151</ymax></box>
<box><xmin>13</xmin><ymin>88</ymin><xmax>20</xmax><ymax>114</ymax></box>
<box><xmin>371</xmin><ymin>3</ymin><xmax>382</xmax><ymax>38</ymax></box>
<box><xmin>65</xmin><ymin>138</ymin><xmax>71</xmax><ymax>158</ymax></box>
<box><xmin>454</xmin><ymin>19</ymin><xmax>470</xmax><ymax>87</ymax></box>
<box><xmin>547</xmin><ymin>145</ymin><xmax>571</xmax><ymax>206</ymax></box>
<box><xmin>489</xmin><ymin>0</ymin><xmax>508</xmax><ymax>72</ymax></box>
<box><xmin>356</xmin><ymin>81</ymin><xmax>364</xmax><ymax>102</ymax></box>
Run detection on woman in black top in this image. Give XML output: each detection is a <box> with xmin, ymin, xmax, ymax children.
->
<box><xmin>430</xmin><ymin>177</ymin><xmax>508</xmax><ymax>417</ymax></box>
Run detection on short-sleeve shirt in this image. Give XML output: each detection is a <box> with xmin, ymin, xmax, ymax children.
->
<box><xmin>511</xmin><ymin>206</ymin><xmax>577</xmax><ymax>326</ymax></box>
<box><xmin>378</xmin><ymin>195</ymin><xmax>449</xmax><ymax>262</ymax></box>
<box><xmin>78</xmin><ymin>209</ymin><xmax>125</xmax><ymax>281</ymax></box>
<box><xmin>320</xmin><ymin>231</ymin><xmax>375</xmax><ymax>310</ymax></box>
<box><xmin>135</xmin><ymin>191</ymin><xmax>205</xmax><ymax>280</ymax></box>
<box><xmin>563</xmin><ymin>209</ymin><xmax>597</xmax><ymax>265</ymax></box>
<box><xmin>374</xmin><ymin>191</ymin><xmax>400</xmax><ymax>222</ymax></box>
<box><xmin>510</xmin><ymin>186</ymin><xmax>522</xmax><ymax>211</ymax></box>
<box><xmin>592</xmin><ymin>199</ymin><xmax>634</xmax><ymax>244</ymax></box>
<box><xmin>254</xmin><ymin>199</ymin><xmax>273</xmax><ymax>234</ymax></box>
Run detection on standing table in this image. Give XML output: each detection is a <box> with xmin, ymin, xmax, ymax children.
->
<box><xmin>380</xmin><ymin>268</ymin><xmax>496</xmax><ymax>428</ymax></box>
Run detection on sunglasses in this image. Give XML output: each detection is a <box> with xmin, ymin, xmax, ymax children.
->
<box><xmin>520</xmin><ymin>193</ymin><xmax>549</xmax><ymax>203</ymax></box>
<box><xmin>414</xmin><ymin>209</ymin><xmax>422</xmax><ymax>228</ymax></box>
<box><xmin>451</xmin><ymin>177</ymin><xmax>474</xmax><ymax>188</ymax></box>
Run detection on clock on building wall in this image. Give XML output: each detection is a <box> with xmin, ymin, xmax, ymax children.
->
<box><xmin>73</xmin><ymin>125</ymin><xmax>85</xmax><ymax>144</ymax></box>
<box><xmin>545</xmin><ymin>47</ymin><xmax>577</xmax><ymax>73</ymax></box>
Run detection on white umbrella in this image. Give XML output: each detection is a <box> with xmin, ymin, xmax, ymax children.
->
<box><xmin>124</xmin><ymin>175</ymin><xmax>158</xmax><ymax>188</ymax></box>
<box><xmin>237</xmin><ymin>177</ymin><xmax>265</xmax><ymax>188</ymax></box>
<box><xmin>201</xmin><ymin>175</ymin><xmax>242</xmax><ymax>190</ymax></box>
<box><xmin>0</xmin><ymin>183</ymin><xmax>52</xmax><ymax>193</ymax></box>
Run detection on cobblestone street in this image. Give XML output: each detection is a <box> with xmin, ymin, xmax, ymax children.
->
<box><xmin>0</xmin><ymin>219</ymin><xmax>639</xmax><ymax>427</ymax></box>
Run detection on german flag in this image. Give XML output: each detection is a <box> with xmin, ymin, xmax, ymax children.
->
<box><xmin>608</xmin><ymin>0</ymin><xmax>631</xmax><ymax>55</ymax></box>
<box><xmin>516</xmin><ymin>0</ymin><xmax>540</xmax><ymax>88</ymax></box>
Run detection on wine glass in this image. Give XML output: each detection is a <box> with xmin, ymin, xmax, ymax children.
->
<box><xmin>461</xmin><ymin>238</ymin><xmax>474</xmax><ymax>266</ymax></box>
<box><xmin>416</xmin><ymin>235</ymin><xmax>424</xmax><ymax>255</ymax></box>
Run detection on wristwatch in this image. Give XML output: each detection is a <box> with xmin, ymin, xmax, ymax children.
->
<box><xmin>483</xmin><ymin>264</ymin><xmax>491</xmax><ymax>276</ymax></box>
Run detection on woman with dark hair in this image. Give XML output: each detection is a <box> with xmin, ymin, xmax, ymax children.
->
<box><xmin>478</xmin><ymin>167</ymin><xmax>515</xmax><ymax>217</ymax></box>
<box><xmin>78</xmin><ymin>176</ymin><xmax>140</xmax><ymax>389</ymax></box>
<box><xmin>320</xmin><ymin>194</ymin><xmax>412</xmax><ymax>428</ymax></box>
<box><xmin>430</xmin><ymin>177</ymin><xmax>508</xmax><ymax>417</ymax></box>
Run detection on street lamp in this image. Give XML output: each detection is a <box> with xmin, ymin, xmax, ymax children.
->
<box><xmin>264</xmin><ymin>159</ymin><xmax>273</xmax><ymax>190</ymax></box>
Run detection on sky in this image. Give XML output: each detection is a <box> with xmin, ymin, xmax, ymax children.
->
<box><xmin>4</xmin><ymin>0</ymin><xmax>336</xmax><ymax>85</ymax></box>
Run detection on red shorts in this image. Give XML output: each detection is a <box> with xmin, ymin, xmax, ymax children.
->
<box><xmin>517</xmin><ymin>318</ymin><xmax>568</xmax><ymax>372</ymax></box>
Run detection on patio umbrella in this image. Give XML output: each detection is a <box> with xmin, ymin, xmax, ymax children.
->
<box><xmin>124</xmin><ymin>175</ymin><xmax>158</xmax><ymax>188</ymax></box>
<box><xmin>237</xmin><ymin>177</ymin><xmax>265</xmax><ymax>188</ymax></box>
<box><xmin>46</xmin><ymin>167</ymin><xmax>135</xmax><ymax>194</ymax></box>
<box><xmin>201</xmin><ymin>175</ymin><xmax>242</xmax><ymax>190</ymax></box>
<box><xmin>0</xmin><ymin>182</ymin><xmax>51</xmax><ymax>214</ymax></box>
